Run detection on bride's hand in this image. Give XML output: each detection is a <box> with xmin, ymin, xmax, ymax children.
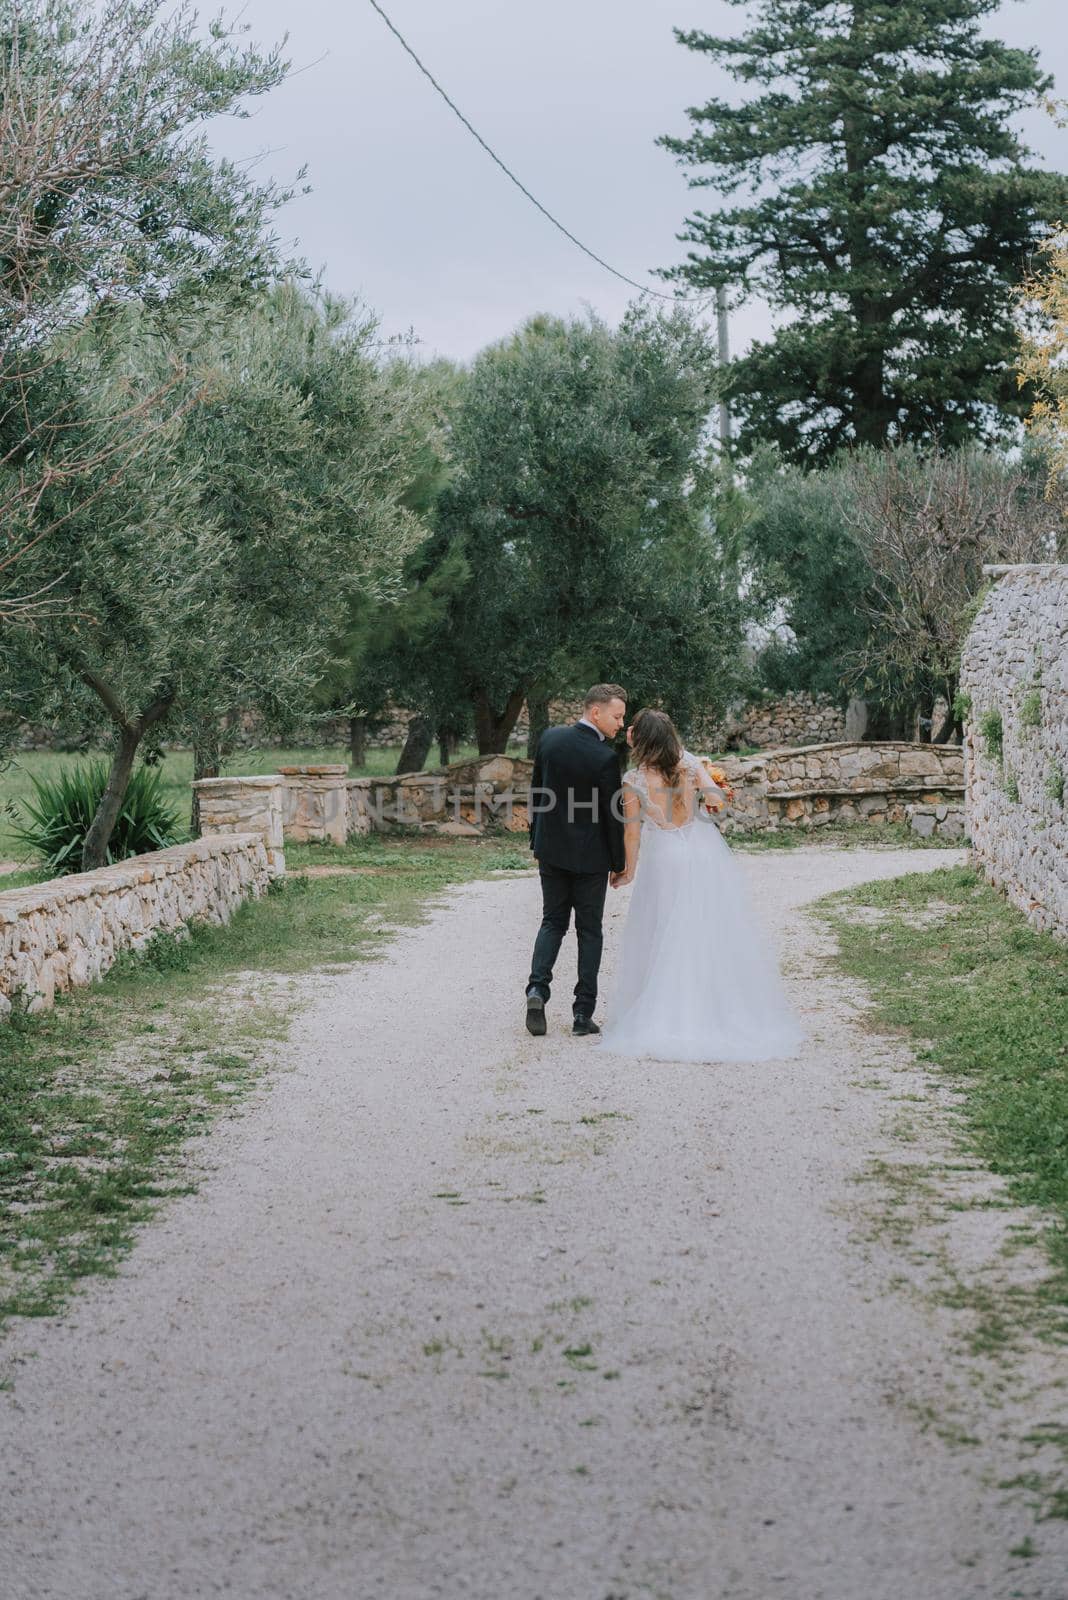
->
<box><xmin>611</xmin><ymin>868</ymin><xmax>634</xmax><ymax>888</ymax></box>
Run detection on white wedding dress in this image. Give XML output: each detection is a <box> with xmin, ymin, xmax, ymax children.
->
<box><xmin>595</xmin><ymin>750</ymin><xmax>803</xmax><ymax>1064</ymax></box>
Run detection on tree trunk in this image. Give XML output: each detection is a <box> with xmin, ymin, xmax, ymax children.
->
<box><xmin>437</xmin><ymin>725</ymin><xmax>459</xmax><ymax>768</ymax></box>
<box><xmin>79</xmin><ymin>678</ymin><xmax>174</xmax><ymax>872</ymax></box>
<box><xmin>932</xmin><ymin>711</ymin><xmax>960</xmax><ymax>745</ymax></box>
<box><xmin>841</xmin><ymin>64</ymin><xmax>893</xmax><ymax>449</ymax></box>
<box><xmin>472</xmin><ymin>685</ymin><xmax>528</xmax><ymax>755</ymax></box>
<box><xmin>190</xmin><ymin>737</ymin><xmax>222</xmax><ymax>838</ymax></box>
<box><xmin>932</xmin><ymin>677</ymin><xmax>961</xmax><ymax>744</ymax></box>
<box><xmin>844</xmin><ymin>695</ymin><xmax>868</xmax><ymax>742</ymax></box>
<box><xmin>396</xmin><ymin>712</ymin><xmax>435</xmax><ymax>775</ymax></box>
<box><xmin>81</xmin><ymin>725</ymin><xmax>143</xmax><ymax>872</ymax></box>
<box><xmin>349</xmin><ymin>714</ymin><xmax>367</xmax><ymax>770</ymax></box>
<box><xmin>526</xmin><ymin>690</ymin><xmax>551</xmax><ymax>759</ymax></box>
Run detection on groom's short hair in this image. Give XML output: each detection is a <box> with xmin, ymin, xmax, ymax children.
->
<box><xmin>584</xmin><ymin>683</ymin><xmax>627</xmax><ymax>709</ymax></box>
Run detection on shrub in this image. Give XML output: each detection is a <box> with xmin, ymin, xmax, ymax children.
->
<box><xmin>979</xmin><ymin>708</ymin><xmax>1004</xmax><ymax>761</ymax></box>
<box><xmin>952</xmin><ymin>691</ymin><xmax>972</xmax><ymax>724</ymax></box>
<box><xmin>1047</xmin><ymin>764</ymin><xmax>1066</xmax><ymax>805</ymax></box>
<box><xmin>1003</xmin><ymin>768</ymin><xmax>1020</xmax><ymax>803</ymax></box>
<box><xmin>11</xmin><ymin>760</ymin><xmax>181</xmax><ymax>875</ymax></box>
<box><xmin>1020</xmin><ymin>688</ymin><xmax>1043</xmax><ymax>729</ymax></box>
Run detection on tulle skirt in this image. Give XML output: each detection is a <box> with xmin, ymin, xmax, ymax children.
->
<box><xmin>595</xmin><ymin>815</ymin><xmax>803</xmax><ymax>1065</ymax></box>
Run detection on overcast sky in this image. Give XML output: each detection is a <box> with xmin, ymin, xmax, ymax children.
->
<box><xmin>207</xmin><ymin>0</ymin><xmax>1068</xmax><ymax>364</ymax></box>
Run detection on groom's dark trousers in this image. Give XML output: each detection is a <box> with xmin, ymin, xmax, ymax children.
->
<box><xmin>526</xmin><ymin>721</ymin><xmax>626</xmax><ymax>1017</ymax></box>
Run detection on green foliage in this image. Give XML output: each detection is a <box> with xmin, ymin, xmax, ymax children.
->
<box><xmin>1047</xmin><ymin>765</ymin><xmax>1065</xmax><ymax>806</ymax></box>
<box><xmin>1003</xmin><ymin>768</ymin><xmax>1020</xmax><ymax>804</ymax></box>
<box><xmin>952</xmin><ymin>691</ymin><xmax>973</xmax><ymax>725</ymax></box>
<box><xmin>426</xmin><ymin>306</ymin><xmax>746</xmax><ymax>748</ymax></box>
<box><xmin>174</xmin><ymin>284</ymin><xmax>432</xmax><ymax>759</ymax></box>
<box><xmin>742</xmin><ymin>442</ymin><xmax>1054</xmax><ymax>728</ymax></box>
<box><xmin>660</xmin><ymin>0</ymin><xmax>1068</xmax><ymax>462</ymax></box>
<box><xmin>10</xmin><ymin>759</ymin><xmax>179</xmax><ymax>873</ymax></box>
<box><xmin>2</xmin><ymin>285</ymin><xmax>435</xmax><ymax>861</ymax></box>
<box><xmin>743</xmin><ymin>447</ymin><xmax>870</xmax><ymax>702</ymax></box>
<box><xmin>979</xmin><ymin>709</ymin><xmax>1004</xmax><ymax>761</ymax></box>
<box><xmin>1</xmin><ymin>0</ymin><xmax>301</xmax><ymax>624</ymax></box>
<box><xmin>834</xmin><ymin>445</ymin><xmax>1060</xmax><ymax>724</ymax></box>
<box><xmin>1020</xmin><ymin>688</ymin><xmax>1043</xmax><ymax>729</ymax></box>
<box><xmin>320</xmin><ymin>360</ymin><xmax>472</xmax><ymax>743</ymax></box>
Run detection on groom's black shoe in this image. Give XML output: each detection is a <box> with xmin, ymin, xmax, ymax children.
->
<box><xmin>572</xmin><ymin>1014</ymin><xmax>600</xmax><ymax>1036</ymax></box>
<box><xmin>525</xmin><ymin>990</ymin><xmax>547</xmax><ymax>1036</ymax></box>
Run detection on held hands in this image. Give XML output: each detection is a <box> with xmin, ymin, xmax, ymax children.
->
<box><xmin>610</xmin><ymin>868</ymin><xmax>635</xmax><ymax>889</ymax></box>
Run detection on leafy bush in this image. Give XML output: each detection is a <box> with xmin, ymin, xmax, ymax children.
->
<box><xmin>11</xmin><ymin>760</ymin><xmax>181</xmax><ymax>874</ymax></box>
<box><xmin>1003</xmin><ymin>768</ymin><xmax>1020</xmax><ymax>804</ymax></box>
<box><xmin>1020</xmin><ymin>688</ymin><xmax>1043</xmax><ymax>729</ymax></box>
<box><xmin>952</xmin><ymin>690</ymin><xmax>972</xmax><ymax>724</ymax></box>
<box><xmin>979</xmin><ymin>708</ymin><xmax>1004</xmax><ymax>761</ymax></box>
<box><xmin>1047</xmin><ymin>764</ymin><xmax>1065</xmax><ymax>806</ymax></box>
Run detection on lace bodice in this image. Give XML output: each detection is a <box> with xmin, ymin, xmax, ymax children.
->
<box><xmin>623</xmin><ymin>748</ymin><xmax>711</xmax><ymax>831</ymax></box>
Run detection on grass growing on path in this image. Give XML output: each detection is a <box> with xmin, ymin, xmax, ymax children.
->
<box><xmin>732</xmin><ymin>819</ymin><xmax>963</xmax><ymax>852</ymax></box>
<box><xmin>0</xmin><ymin>835</ymin><xmax>529</xmax><ymax>1339</ymax></box>
<box><xmin>818</xmin><ymin>865</ymin><xmax>1068</xmax><ymax>1297</ymax></box>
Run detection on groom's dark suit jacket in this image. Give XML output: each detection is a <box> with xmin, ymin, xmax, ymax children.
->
<box><xmin>528</xmin><ymin>722</ymin><xmax>626</xmax><ymax>876</ymax></box>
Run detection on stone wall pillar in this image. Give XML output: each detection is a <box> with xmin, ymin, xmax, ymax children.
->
<box><xmin>277</xmin><ymin>764</ymin><xmax>349</xmax><ymax>846</ymax></box>
<box><xmin>193</xmin><ymin>775</ymin><xmax>285</xmax><ymax>878</ymax></box>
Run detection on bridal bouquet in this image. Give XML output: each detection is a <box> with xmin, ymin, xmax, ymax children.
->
<box><xmin>697</xmin><ymin>757</ymin><xmax>734</xmax><ymax>813</ymax></box>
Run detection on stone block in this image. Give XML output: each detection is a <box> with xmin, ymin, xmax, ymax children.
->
<box><xmin>477</xmin><ymin>757</ymin><xmax>514</xmax><ymax>786</ymax></box>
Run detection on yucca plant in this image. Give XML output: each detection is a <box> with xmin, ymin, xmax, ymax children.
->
<box><xmin>11</xmin><ymin>760</ymin><xmax>181</xmax><ymax>875</ymax></box>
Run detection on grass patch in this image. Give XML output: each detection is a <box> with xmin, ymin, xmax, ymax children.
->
<box><xmin>732</xmin><ymin>820</ymin><xmax>964</xmax><ymax>852</ymax></box>
<box><xmin>818</xmin><ymin>865</ymin><xmax>1068</xmax><ymax>1296</ymax></box>
<box><xmin>0</xmin><ymin>833</ymin><xmax>527</xmax><ymax>1337</ymax></box>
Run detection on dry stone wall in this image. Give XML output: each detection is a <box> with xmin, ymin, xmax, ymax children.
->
<box><xmin>513</xmin><ymin>691</ymin><xmax>846</xmax><ymax>753</ymax></box>
<box><xmin>338</xmin><ymin>742</ymin><xmax>962</xmax><ymax>839</ymax></box>
<box><xmin>0</xmin><ymin>835</ymin><xmax>273</xmax><ymax>1017</ymax></box>
<box><xmin>348</xmin><ymin>755</ymin><xmax>533</xmax><ymax>838</ymax></box>
<box><xmin>712</xmin><ymin>742</ymin><xmax>964</xmax><ymax>834</ymax></box>
<box><xmin>705</xmin><ymin>692</ymin><xmax>847</xmax><ymax>752</ymax></box>
<box><xmin>959</xmin><ymin>563</ymin><xmax>1068</xmax><ymax>941</ymax></box>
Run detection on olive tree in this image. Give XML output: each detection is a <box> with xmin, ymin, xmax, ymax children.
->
<box><xmin>0</xmin><ymin>0</ymin><xmax>298</xmax><ymax>621</ymax></box>
<box><xmin>4</xmin><ymin>287</ymin><xmax>433</xmax><ymax>866</ymax></box>
<box><xmin>428</xmin><ymin>306</ymin><xmax>746</xmax><ymax>754</ymax></box>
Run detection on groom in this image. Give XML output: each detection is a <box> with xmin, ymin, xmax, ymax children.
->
<box><xmin>524</xmin><ymin>684</ymin><xmax>627</xmax><ymax>1037</ymax></box>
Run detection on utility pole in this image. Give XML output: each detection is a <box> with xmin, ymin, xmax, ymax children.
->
<box><xmin>716</xmin><ymin>284</ymin><xmax>732</xmax><ymax>450</ymax></box>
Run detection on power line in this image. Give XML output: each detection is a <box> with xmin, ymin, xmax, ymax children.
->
<box><xmin>365</xmin><ymin>0</ymin><xmax>713</xmax><ymax>309</ymax></box>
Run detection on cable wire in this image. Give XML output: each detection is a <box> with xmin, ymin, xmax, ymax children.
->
<box><xmin>366</xmin><ymin>0</ymin><xmax>711</xmax><ymax>308</ymax></box>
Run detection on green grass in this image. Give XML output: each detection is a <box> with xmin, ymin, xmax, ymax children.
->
<box><xmin>818</xmin><ymin>866</ymin><xmax>1068</xmax><ymax>1294</ymax></box>
<box><xmin>732</xmin><ymin>820</ymin><xmax>964</xmax><ymax>852</ymax></box>
<box><xmin>0</xmin><ymin>744</ymin><xmax>488</xmax><ymax>862</ymax></box>
<box><xmin>0</xmin><ymin>832</ymin><xmax>528</xmax><ymax>1338</ymax></box>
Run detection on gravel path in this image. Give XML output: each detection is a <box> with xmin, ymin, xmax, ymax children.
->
<box><xmin>2</xmin><ymin>845</ymin><xmax>1065</xmax><ymax>1600</ymax></box>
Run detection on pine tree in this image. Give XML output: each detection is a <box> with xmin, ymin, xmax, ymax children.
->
<box><xmin>660</xmin><ymin>0</ymin><xmax>1068</xmax><ymax>463</ymax></box>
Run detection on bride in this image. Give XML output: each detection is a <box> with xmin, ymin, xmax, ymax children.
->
<box><xmin>596</xmin><ymin>708</ymin><xmax>802</xmax><ymax>1065</ymax></box>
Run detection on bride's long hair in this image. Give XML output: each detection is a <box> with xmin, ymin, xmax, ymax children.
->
<box><xmin>629</xmin><ymin>708</ymin><xmax>683</xmax><ymax>786</ymax></box>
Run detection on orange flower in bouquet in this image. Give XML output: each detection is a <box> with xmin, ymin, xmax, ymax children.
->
<box><xmin>698</xmin><ymin>756</ymin><xmax>734</xmax><ymax>813</ymax></box>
